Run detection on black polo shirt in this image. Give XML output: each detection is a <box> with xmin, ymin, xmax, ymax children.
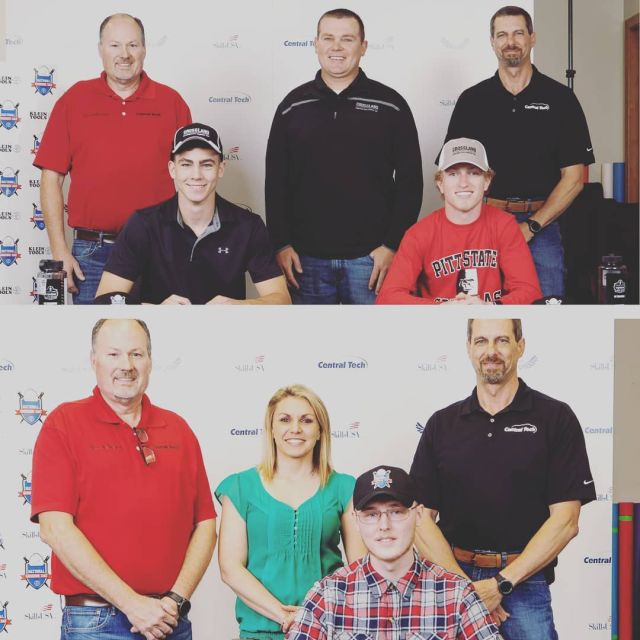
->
<box><xmin>103</xmin><ymin>194</ymin><xmax>282</xmax><ymax>304</ymax></box>
<box><xmin>443</xmin><ymin>66</ymin><xmax>595</xmax><ymax>199</ymax></box>
<box><xmin>410</xmin><ymin>379</ymin><xmax>595</xmax><ymax>555</ymax></box>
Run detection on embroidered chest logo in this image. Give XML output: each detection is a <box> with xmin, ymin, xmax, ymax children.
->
<box><xmin>504</xmin><ymin>423</ymin><xmax>538</xmax><ymax>434</ymax></box>
<box><xmin>218</xmin><ymin>247</ymin><xmax>229</xmax><ymax>254</ymax></box>
<box><xmin>354</xmin><ymin>101</ymin><xmax>379</xmax><ymax>112</ymax></box>
<box><xmin>524</xmin><ymin>103</ymin><xmax>550</xmax><ymax>111</ymax></box>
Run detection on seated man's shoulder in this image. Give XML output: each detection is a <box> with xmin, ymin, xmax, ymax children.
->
<box><xmin>418</xmin><ymin>557</ymin><xmax>471</xmax><ymax>587</ymax></box>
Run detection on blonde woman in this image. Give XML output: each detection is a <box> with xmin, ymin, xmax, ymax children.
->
<box><xmin>216</xmin><ymin>385</ymin><xmax>364</xmax><ymax>640</ymax></box>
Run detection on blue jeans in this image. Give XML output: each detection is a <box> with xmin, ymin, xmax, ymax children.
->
<box><xmin>60</xmin><ymin>605</ymin><xmax>191</xmax><ymax>640</ymax></box>
<box><xmin>71</xmin><ymin>239</ymin><xmax>115</xmax><ymax>305</ymax></box>
<box><xmin>514</xmin><ymin>213</ymin><xmax>565</xmax><ymax>298</ymax></box>
<box><xmin>459</xmin><ymin>561</ymin><xmax>558</xmax><ymax>640</ymax></box>
<box><xmin>291</xmin><ymin>255</ymin><xmax>377</xmax><ymax>305</ymax></box>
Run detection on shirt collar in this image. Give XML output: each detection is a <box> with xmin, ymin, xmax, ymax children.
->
<box><xmin>90</xmin><ymin>385</ymin><xmax>166</xmax><ymax>428</ymax></box>
<box><xmin>461</xmin><ymin>378</ymin><xmax>533</xmax><ymax>416</ymax></box>
<box><xmin>176</xmin><ymin>205</ymin><xmax>220</xmax><ymax>234</ymax></box>
<box><xmin>97</xmin><ymin>70</ymin><xmax>153</xmax><ymax>101</ymax></box>
<box><xmin>492</xmin><ymin>64</ymin><xmax>540</xmax><ymax>97</ymax></box>
<box><xmin>361</xmin><ymin>551</ymin><xmax>423</xmax><ymax>600</ymax></box>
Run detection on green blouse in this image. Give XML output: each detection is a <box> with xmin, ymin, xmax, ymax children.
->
<box><xmin>215</xmin><ymin>467</ymin><xmax>355</xmax><ymax>640</ymax></box>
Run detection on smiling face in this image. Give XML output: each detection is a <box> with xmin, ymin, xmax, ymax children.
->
<box><xmin>315</xmin><ymin>16</ymin><xmax>367</xmax><ymax>88</ymax></box>
<box><xmin>169</xmin><ymin>146</ymin><xmax>224</xmax><ymax>207</ymax></box>
<box><xmin>98</xmin><ymin>16</ymin><xmax>146</xmax><ymax>89</ymax></box>
<box><xmin>491</xmin><ymin>14</ymin><xmax>536</xmax><ymax>69</ymax></box>
<box><xmin>272</xmin><ymin>396</ymin><xmax>321</xmax><ymax>463</ymax></box>
<box><xmin>90</xmin><ymin>319</ymin><xmax>151</xmax><ymax>409</ymax></box>
<box><xmin>437</xmin><ymin>163</ymin><xmax>491</xmax><ymax>220</ymax></box>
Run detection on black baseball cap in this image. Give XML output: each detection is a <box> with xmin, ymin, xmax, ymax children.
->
<box><xmin>353</xmin><ymin>465</ymin><xmax>417</xmax><ymax>510</ymax></box>
<box><xmin>171</xmin><ymin>123</ymin><xmax>223</xmax><ymax>157</ymax></box>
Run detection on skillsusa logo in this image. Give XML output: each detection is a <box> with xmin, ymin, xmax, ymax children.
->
<box><xmin>16</xmin><ymin>390</ymin><xmax>46</xmax><ymax>425</ymax></box>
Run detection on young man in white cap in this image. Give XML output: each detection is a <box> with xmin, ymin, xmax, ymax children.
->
<box><xmin>376</xmin><ymin>138</ymin><xmax>542</xmax><ymax>305</ymax></box>
<box><xmin>286</xmin><ymin>465</ymin><xmax>502</xmax><ymax>640</ymax></box>
<box><xmin>95</xmin><ymin>123</ymin><xmax>289</xmax><ymax>305</ymax></box>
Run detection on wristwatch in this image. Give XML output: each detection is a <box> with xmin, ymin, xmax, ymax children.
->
<box><xmin>526</xmin><ymin>218</ymin><xmax>542</xmax><ymax>235</ymax></box>
<box><xmin>163</xmin><ymin>591</ymin><xmax>191</xmax><ymax>616</ymax></box>
<box><xmin>495</xmin><ymin>572</ymin><xmax>514</xmax><ymax>596</ymax></box>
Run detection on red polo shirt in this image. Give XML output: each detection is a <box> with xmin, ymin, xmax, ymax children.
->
<box><xmin>34</xmin><ymin>72</ymin><xmax>191</xmax><ymax>232</ymax></box>
<box><xmin>31</xmin><ymin>387</ymin><xmax>215</xmax><ymax>595</ymax></box>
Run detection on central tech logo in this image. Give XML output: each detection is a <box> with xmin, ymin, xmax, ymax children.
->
<box><xmin>20</xmin><ymin>554</ymin><xmax>51</xmax><ymax>590</ymax></box>
<box><xmin>0</xmin><ymin>359</ymin><xmax>15</xmax><ymax>372</ymax></box>
<box><xmin>30</xmin><ymin>204</ymin><xmax>45</xmax><ymax>230</ymax></box>
<box><xmin>31</xmin><ymin>134</ymin><xmax>41</xmax><ymax>155</ymax></box>
<box><xmin>208</xmin><ymin>92</ymin><xmax>252</xmax><ymax>104</ymax></box>
<box><xmin>504</xmin><ymin>423</ymin><xmax>537</xmax><ymax>434</ymax></box>
<box><xmin>0</xmin><ymin>601</ymin><xmax>12</xmax><ymax>633</ymax></box>
<box><xmin>235</xmin><ymin>355</ymin><xmax>265</xmax><ymax>373</ymax></box>
<box><xmin>331</xmin><ymin>421</ymin><xmax>361</xmax><ymax>439</ymax></box>
<box><xmin>417</xmin><ymin>355</ymin><xmax>448</xmax><ymax>373</ymax></box>
<box><xmin>524</xmin><ymin>102</ymin><xmax>550</xmax><ymax>110</ymax></box>
<box><xmin>0</xmin><ymin>237</ymin><xmax>20</xmax><ymax>266</ymax></box>
<box><xmin>18</xmin><ymin>473</ymin><xmax>32</xmax><ymax>505</ymax></box>
<box><xmin>213</xmin><ymin>34</ymin><xmax>240</xmax><ymax>48</ymax></box>
<box><xmin>224</xmin><ymin>146</ymin><xmax>241</xmax><ymax>161</ymax></box>
<box><xmin>283</xmin><ymin>38</ymin><xmax>313</xmax><ymax>47</ymax></box>
<box><xmin>317</xmin><ymin>357</ymin><xmax>368</xmax><ymax>369</ymax></box>
<box><xmin>230</xmin><ymin>426</ymin><xmax>262</xmax><ymax>436</ymax></box>
<box><xmin>31</xmin><ymin>67</ymin><xmax>56</xmax><ymax>96</ymax></box>
<box><xmin>0</xmin><ymin>101</ymin><xmax>20</xmax><ymax>130</ymax></box>
<box><xmin>590</xmin><ymin>356</ymin><xmax>613</xmax><ymax>371</ymax></box>
<box><xmin>16</xmin><ymin>390</ymin><xmax>47</xmax><ymax>425</ymax></box>
<box><xmin>0</xmin><ymin>168</ymin><xmax>21</xmax><ymax>197</ymax></box>
<box><xmin>584</xmin><ymin>426</ymin><xmax>612</xmax><ymax>435</ymax></box>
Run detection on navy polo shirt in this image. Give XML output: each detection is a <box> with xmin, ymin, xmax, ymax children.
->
<box><xmin>410</xmin><ymin>379</ymin><xmax>595</xmax><ymax>555</ymax></box>
<box><xmin>103</xmin><ymin>194</ymin><xmax>282</xmax><ymax>304</ymax></box>
<box><xmin>443</xmin><ymin>66</ymin><xmax>595</xmax><ymax>199</ymax></box>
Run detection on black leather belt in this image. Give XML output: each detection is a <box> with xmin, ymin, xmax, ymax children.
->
<box><xmin>74</xmin><ymin>228</ymin><xmax>118</xmax><ymax>243</ymax></box>
<box><xmin>65</xmin><ymin>593</ymin><xmax>161</xmax><ymax>607</ymax></box>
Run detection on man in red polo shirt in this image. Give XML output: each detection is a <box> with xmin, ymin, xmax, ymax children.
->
<box><xmin>31</xmin><ymin>319</ymin><xmax>216</xmax><ymax>640</ymax></box>
<box><xmin>34</xmin><ymin>13</ymin><xmax>191</xmax><ymax>304</ymax></box>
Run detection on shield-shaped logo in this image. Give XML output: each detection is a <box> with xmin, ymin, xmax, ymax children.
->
<box><xmin>16</xmin><ymin>390</ymin><xmax>46</xmax><ymax>425</ymax></box>
<box><xmin>0</xmin><ymin>102</ymin><xmax>20</xmax><ymax>130</ymax></box>
<box><xmin>0</xmin><ymin>601</ymin><xmax>11</xmax><ymax>633</ymax></box>
<box><xmin>31</xmin><ymin>134</ymin><xmax>41</xmax><ymax>155</ymax></box>
<box><xmin>32</xmin><ymin>67</ymin><xmax>56</xmax><ymax>96</ymax></box>
<box><xmin>0</xmin><ymin>168</ymin><xmax>21</xmax><ymax>197</ymax></box>
<box><xmin>0</xmin><ymin>237</ymin><xmax>20</xmax><ymax>267</ymax></box>
<box><xmin>30</xmin><ymin>277</ymin><xmax>38</xmax><ymax>303</ymax></box>
<box><xmin>21</xmin><ymin>555</ymin><xmax>51</xmax><ymax>590</ymax></box>
<box><xmin>30</xmin><ymin>204</ymin><xmax>45</xmax><ymax>230</ymax></box>
<box><xmin>371</xmin><ymin>468</ymin><xmax>392</xmax><ymax>489</ymax></box>
<box><xmin>18</xmin><ymin>473</ymin><xmax>32</xmax><ymax>505</ymax></box>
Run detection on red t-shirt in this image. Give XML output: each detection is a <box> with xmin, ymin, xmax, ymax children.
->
<box><xmin>31</xmin><ymin>387</ymin><xmax>215</xmax><ymax>595</ymax></box>
<box><xmin>376</xmin><ymin>205</ymin><xmax>542</xmax><ymax>305</ymax></box>
<box><xmin>34</xmin><ymin>72</ymin><xmax>191</xmax><ymax>232</ymax></box>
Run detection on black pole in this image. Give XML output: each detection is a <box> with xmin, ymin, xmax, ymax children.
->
<box><xmin>566</xmin><ymin>0</ymin><xmax>575</xmax><ymax>91</ymax></box>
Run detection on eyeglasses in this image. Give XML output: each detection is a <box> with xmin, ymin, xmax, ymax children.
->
<box><xmin>133</xmin><ymin>427</ymin><xmax>156</xmax><ymax>466</ymax></box>
<box><xmin>356</xmin><ymin>505</ymin><xmax>417</xmax><ymax>525</ymax></box>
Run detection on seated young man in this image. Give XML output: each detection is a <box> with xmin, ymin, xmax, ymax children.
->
<box><xmin>286</xmin><ymin>466</ymin><xmax>501</xmax><ymax>640</ymax></box>
<box><xmin>376</xmin><ymin>138</ymin><xmax>541</xmax><ymax>305</ymax></box>
<box><xmin>94</xmin><ymin>123</ymin><xmax>290</xmax><ymax>305</ymax></box>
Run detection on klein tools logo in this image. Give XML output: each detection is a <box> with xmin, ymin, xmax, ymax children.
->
<box><xmin>31</xmin><ymin>134</ymin><xmax>41</xmax><ymax>155</ymax></box>
<box><xmin>0</xmin><ymin>102</ymin><xmax>20</xmax><ymax>130</ymax></box>
<box><xmin>0</xmin><ymin>601</ymin><xmax>12</xmax><ymax>633</ymax></box>
<box><xmin>20</xmin><ymin>554</ymin><xmax>51</xmax><ymax>590</ymax></box>
<box><xmin>0</xmin><ymin>168</ymin><xmax>21</xmax><ymax>197</ymax></box>
<box><xmin>235</xmin><ymin>355</ymin><xmax>265</xmax><ymax>373</ymax></box>
<box><xmin>0</xmin><ymin>237</ymin><xmax>20</xmax><ymax>266</ymax></box>
<box><xmin>31</xmin><ymin>67</ymin><xmax>56</xmax><ymax>96</ymax></box>
<box><xmin>30</xmin><ymin>203</ymin><xmax>45</xmax><ymax>230</ymax></box>
<box><xmin>18</xmin><ymin>473</ymin><xmax>32</xmax><ymax>505</ymax></box>
<box><xmin>16</xmin><ymin>390</ymin><xmax>47</xmax><ymax>425</ymax></box>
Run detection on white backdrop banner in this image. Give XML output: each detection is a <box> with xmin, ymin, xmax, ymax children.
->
<box><xmin>0</xmin><ymin>0</ymin><xmax>533</xmax><ymax>303</ymax></box>
<box><xmin>0</xmin><ymin>306</ymin><xmax>613</xmax><ymax>637</ymax></box>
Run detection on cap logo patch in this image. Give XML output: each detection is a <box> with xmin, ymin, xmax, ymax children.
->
<box><xmin>182</xmin><ymin>127</ymin><xmax>210</xmax><ymax>138</ymax></box>
<box><xmin>371</xmin><ymin>468</ymin><xmax>392</xmax><ymax>489</ymax></box>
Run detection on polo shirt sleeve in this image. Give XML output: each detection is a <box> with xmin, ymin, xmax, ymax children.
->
<box><xmin>103</xmin><ymin>211</ymin><xmax>150</xmax><ymax>282</ymax></box>
<box><xmin>33</xmin><ymin>93</ymin><xmax>71</xmax><ymax>174</ymax></box>
<box><xmin>556</xmin><ymin>90</ymin><xmax>595</xmax><ymax>168</ymax></box>
<box><xmin>409</xmin><ymin>413</ymin><xmax>441</xmax><ymax>511</ymax></box>
<box><xmin>215</xmin><ymin>472</ymin><xmax>247</xmax><ymax>519</ymax></box>
<box><xmin>192</xmin><ymin>437</ymin><xmax>216</xmax><ymax>523</ymax></box>
<box><xmin>246</xmin><ymin>213</ymin><xmax>285</xmax><ymax>284</ymax></box>
<box><xmin>30</xmin><ymin>407</ymin><xmax>78</xmax><ymax>523</ymax></box>
<box><xmin>175</xmin><ymin>94</ymin><xmax>192</xmax><ymax>129</ymax></box>
<box><xmin>546</xmin><ymin>403</ymin><xmax>596</xmax><ymax>506</ymax></box>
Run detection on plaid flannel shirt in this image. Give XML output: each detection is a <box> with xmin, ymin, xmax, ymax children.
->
<box><xmin>286</xmin><ymin>553</ymin><xmax>502</xmax><ymax>640</ymax></box>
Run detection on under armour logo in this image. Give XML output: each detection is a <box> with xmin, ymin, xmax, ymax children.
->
<box><xmin>218</xmin><ymin>247</ymin><xmax>229</xmax><ymax>254</ymax></box>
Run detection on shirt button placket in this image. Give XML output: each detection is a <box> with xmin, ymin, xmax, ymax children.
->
<box><xmin>488</xmin><ymin>416</ymin><xmax>495</xmax><ymax>438</ymax></box>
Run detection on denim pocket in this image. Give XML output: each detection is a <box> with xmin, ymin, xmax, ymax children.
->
<box><xmin>63</xmin><ymin>605</ymin><xmax>112</xmax><ymax>633</ymax></box>
<box><xmin>72</xmin><ymin>239</ymin><xmax>100</xmax><ymax>260</ymax></box>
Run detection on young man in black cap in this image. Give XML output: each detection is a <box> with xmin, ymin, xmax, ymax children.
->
<box><xmin>286</xmin><ymin>466</ymin><xmax>501</xmax><ymax>640</ymax></box>
<box><xmin>95</xmin><ymin>123</ymin><xmax>290</xmax><ymax>304</ymax></box>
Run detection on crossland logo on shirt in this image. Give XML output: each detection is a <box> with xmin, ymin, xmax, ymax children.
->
<box><xmin>354</xmin><ymin>101</ymin><xmax>379</xmax><ymax>112</ymax></box>
<box><xmin>504</xmin><ymin>423</ymin><xmax>537</xmax><ymax>434</ymax></box>
<box><xmin>524</xmin><ymin>103</ymin><xmax>550</xmax><ymax>111</ymax></box>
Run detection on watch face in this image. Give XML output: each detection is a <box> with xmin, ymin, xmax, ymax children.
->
<box><xmin>498</xmin><ymin>579</ymin><xmax>513</xmax><ymax>595</ymax></box>
<box><xmin>527</xmin><ymin>219</ymin><xmax>542</xmax><ymax>233</ymax></box>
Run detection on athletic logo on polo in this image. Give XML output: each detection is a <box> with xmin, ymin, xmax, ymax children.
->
<box><xmin>524</xmin><ymin>103</ymin><xmax>550</xmax><ymax>110</ymax></box>
<box><xmin>583</xmin><ymin>479</ymin><xmax>594</xmax><ymax>485</ymax></box>
<box><xmin>371</xmin><ymin>468</ymin><xmax>392</xmax><ymax>489</ymax></box>
<box><xmin>0</xmin><ymin>102</ymin><xmax>20</xmax><ymax>130</ymax></box>
<box><xmin>31</xmin><ymin>67</ymin><xmax>56</xmax><ymax>96</ymax></box>
<box><xmin>20</xmin><ymin>554</ymin><xmax>51</xmax><ymax>590</ymax></box>
<box><xmin>504</xmin><ymin>423</ymin><xmax>537</xmax><ymax>434</ymax></box>
<box><xmin>218</xmin><ymin>247</ymin><xmax>229</xmax><ymax>254</ymax></box>
<box><xmin>0</xmin><ymin>602</ymin><xmax>11</xmax><ymax>633</ymax></box>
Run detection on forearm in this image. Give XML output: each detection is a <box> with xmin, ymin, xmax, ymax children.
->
<box><xmin>170</xmin><ymin>519</ymin><xmax>216</xmax><ymax>599</ymax></box>
<box><xmin>236</xmin><ymin>291</ymin><xmax>291</xmax><ymax>305</ymax></box>
<box><xmin>40</xmin><ymin>170</ymin><xmax>68</xmax><ymax>256</ymax></box>
<box><xmin>532</xmin><ymin>166</ymin><xmax>584</xmax><ymax>227</ymax></box>
<box><xmin>414</xmin><ymin>515</ymin><xmax>466</xmax><ymax>577</ymax></box>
